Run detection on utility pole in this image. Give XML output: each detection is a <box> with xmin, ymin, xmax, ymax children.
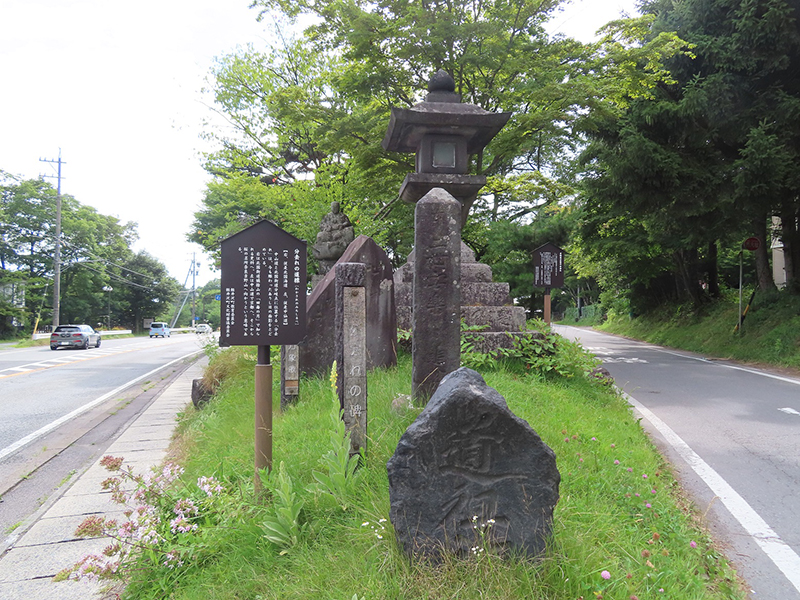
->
<box><xmin>40</xmin><ymin>149</ymin><xmax>65</xmax><ymax>328</ymax></box>
<box><xmin>191</xmin><ymin>252</ymin><xmax>197</xmax><ymax>326</ymax></box>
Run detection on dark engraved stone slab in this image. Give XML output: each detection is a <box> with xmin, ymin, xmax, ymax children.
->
<box><xmin>300</xmin><ymin>235</ymin><xmax>397</xmax><ymax>377</ymax></box>
<box><xmin>335</xmin><ymin>262</ymin><xmax>368</xmax><ymax>456</ymax></box>
<box><xmin>412</xmin><ymin>188</ymin><xmax>462</xmax><ymax>402</ymax></box>
<box><xmin>387</xmin><ymin>367</ymin><xmax>560</xmax><ymax>560</ymax></box>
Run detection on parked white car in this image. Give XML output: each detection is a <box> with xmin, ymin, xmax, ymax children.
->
<box><xmin>195</xmin><ymin>323</ymin><xmax>212</xmax><ymax>334</ymax></box>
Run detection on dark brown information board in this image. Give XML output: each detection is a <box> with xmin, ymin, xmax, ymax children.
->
<box><xmin>533</xmin><ymin>242</ymin><xmax>565</xmax><ymax>289</ymax></box>
<box><xmin>220</xmin><ymin>220</ymin><xmax>307</xmax><ymax>346</ymax></box>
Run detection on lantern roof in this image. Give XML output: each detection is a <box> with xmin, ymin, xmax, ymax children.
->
<box><xmin>381</xmin><ymin>70</ymin><xmax>511</xmax><ymax>155</ymax></box>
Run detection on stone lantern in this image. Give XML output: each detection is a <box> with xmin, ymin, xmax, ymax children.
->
<box><xmin>381</xmin><ymin>70</ymin><xmax>511</xmax><ymax>224</ymax></box>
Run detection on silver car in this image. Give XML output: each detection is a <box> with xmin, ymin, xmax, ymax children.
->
<box><xmin>50</xmin><ymin>324</ymin><xmax>102</xmax><ymax>350</ymax></box>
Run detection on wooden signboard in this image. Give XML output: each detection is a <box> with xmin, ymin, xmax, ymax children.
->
<box><xmin>533</xmin><ymin>242</ymin><xmax>565</xmax><ymax>289</ymax></box>
<box><xmin>219</xmin><ymin>220</ymin><xmax>307</xmax><ymax>490</ymax></box>
<box><xmin>220</xmin><ymin>220</ymin><xmax>307</xmax><ymax>347</ymax></box>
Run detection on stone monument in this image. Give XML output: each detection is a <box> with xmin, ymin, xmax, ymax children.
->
<box><xmin>280</xmin><ymin>344</ymin><xmax>300</xmax><ymax>410</ymax></box>
<box><xmin>382</xmin><ymin>70</ymin><xmax>511</xmax><ymax>402</ymax></box>
<box><xmin>312</xmin><ymin>201</ymin><xmax>355</xmax><ymax>286</ymax></box>
<box><xmin>300</xmin><ymin>235</ymin><xmax>397</xmax><ymax>377</ymax></box>
<box><xmin>387</xmin><ymin>368</ymin><xmax>560</xmax><ymax>560</ymax></box>
<box><xmin>411</xmin><ymin>188</ymin><xmax>462</xmax><ymax>401</ymax></box>
<box><xmin>335</xmin><ymin>262</ymin><xmax>368</xmax><ymax>456</ymax></box>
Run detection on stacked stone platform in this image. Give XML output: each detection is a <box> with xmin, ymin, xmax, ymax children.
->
<box><xmin>395</xmin><ymin>242</ymin><xmax>527</xmax><ymax>353</ymax></box>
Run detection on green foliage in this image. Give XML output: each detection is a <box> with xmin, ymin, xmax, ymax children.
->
<box><xmin>261</xmin><ymin>462</ymin><xmax>308</xmax><ymax>551</ymax></box>
<box><xmin>577</xmin><ymin>0</ymin><xmax>800</xmax><ymax>308</ymax></box>
<box><xmin>193</xmin><ymin>0</ymin><xmax>689</xmax><ymax>276</ymax></box>
<box><xmin>118</xmin><ymin>354</ymin><xmax>745</xmax><ymax>599</ymax></box>
<box><xmin>307</xmin><ymin>364</ymin><xmax>363</xmax><ymax>511</ymax></box>
<box><xmin>602</xmin><ymin>291</ymin><xmax>800</xmax><ymax>370</ymax></box>
<box><xmin>0</xmin><ymin>175</ymin><xmax>180</xmax><ymax>333</ymax></box>
<box><xmin>501</xmin><ymin>322</ymin><xmax>601</xmax><ymax>378</ymax></box>
<box><xmin>460</xmin><ymin>319</ymin><xmax>602</xmax><ymax>380</ymax></box>
<box><xmin>459</xmin><ymin>322</ymin><xmax>495</xmax><ymax>370</ymax></box>
<box><xmin>563</xmin><ymin>302</ymin><xmax>606</xmax><ymax>326</ymax></box>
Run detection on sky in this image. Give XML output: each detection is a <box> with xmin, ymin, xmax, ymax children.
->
<box><xmin>0</xmin><ymin>0</ymin><xmax>639</xmax><ymax>289</ymax></box>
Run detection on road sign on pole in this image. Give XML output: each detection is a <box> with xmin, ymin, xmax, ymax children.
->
<box><xmin>742</xmin><ymin>237</ymin><xmax>761</xmax><ymax>251</ymax></box>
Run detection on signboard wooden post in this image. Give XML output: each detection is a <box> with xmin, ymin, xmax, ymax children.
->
<box><xmin>220</xmin><ymin>221</ymin><xmax>307</xmax><ymax>494</ymax></box>
<box><xmin>533</xmin><ymin>243</ymin><xmax>565</xmax><ymax>324</ymax></box>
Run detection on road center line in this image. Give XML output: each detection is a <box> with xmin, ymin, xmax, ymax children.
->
<box><xmin>624</xmin><ymin>391</ymin><xmax>800</xmax><ymax>593</ymax></box>
<box><xmin>0</xmin><ymin>350</ymin><xmax>202</xmax><ymax>462</ymax></box>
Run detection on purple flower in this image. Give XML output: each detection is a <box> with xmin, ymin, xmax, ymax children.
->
<box><xmin>601</xmin><ymin>570</ymin><xmax>611</xmax><ymax>580</ymax></box>
<box><xmin>591</xmin><ymin>437</ymin><xmax>597</xmax><ymax>441</ymax></box>
<box><xmin>690</xmin><ymin>540</ymin><xmax>697</xmax><ymax>548</ymax></box>
<box><xmin>651</xmin><ymin>489</ymin><xmax>657</xmax><ymax>494</ymax></box>
<box><xmin>642</xmin><ymin>474</ymin><xmax>648</xmax><ymax>479</ymax></box>
<box><xmin>614</xmin><ymin>460</ymin><xmax>620</xmax><ymax>465</ymax></box>
<box><xmin>645</xmin><ymin>503</ymin><xmax>652</xmax><ymax>508</ymax></box>
<box><xmin>627</xmin><ymin>467</ymin><xmax>633</xmax><ymax>472</ymax></box>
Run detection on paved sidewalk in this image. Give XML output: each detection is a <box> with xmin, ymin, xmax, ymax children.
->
<box><xmin>0</xmin><ymin>359</ymin><xmax>205</xmax><ymax>600</ymax></box>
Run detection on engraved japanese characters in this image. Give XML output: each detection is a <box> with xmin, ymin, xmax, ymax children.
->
<box><xmin>387</xmin><ymin>368</ymin><xmax>560</xmax><ymax>560</ymax></box>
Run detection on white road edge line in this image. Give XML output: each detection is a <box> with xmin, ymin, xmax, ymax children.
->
<box><xmin>624</xmin><ymin>391</ymin><xmax>800</xmax><ymax>593</ymax></box>
<box><xmin>644</xmin><ymin>348</ymin><xmax>800</xmax><ymax>387</ymax></box>
<box><xmin>0</xmin><ymin>350</ymin><xmax>202</xmax><ymax>462</ymax></box>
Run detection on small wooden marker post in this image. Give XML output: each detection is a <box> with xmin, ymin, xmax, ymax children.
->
<box><xmin>220</xmin><ymin>221</ymin><xmax>307</xmax><ymax>495</ymax></box>
<box><xmin>533</xmin><ymin>243</ymin><xmax>565</xmax><ymax>325</ymax></box>
<box><xmin>335</xmin><ymin>262</ymin><xmax>368</xmax><ymax>457</ymax></box>
<box><xmin>280</xmin><ymin>344</ymin><xmax>300</xmax><ymax>410</ymax></box>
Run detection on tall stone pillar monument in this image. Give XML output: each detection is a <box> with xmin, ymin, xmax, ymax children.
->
<box><xmin>382</xmin><ymin>70</ymin><xmax>511</xmax><ymax>403</ymax></box>
<box><xmin>412</xmin><ymin>189</ymin><xmax>462</xmax><ymax>400</ymax></box>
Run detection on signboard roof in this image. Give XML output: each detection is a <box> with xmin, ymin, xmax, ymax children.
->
<box><xmin>220</xmin><ymin>220</ymin><xmax>307</xmax><ymax>346</ymax></box>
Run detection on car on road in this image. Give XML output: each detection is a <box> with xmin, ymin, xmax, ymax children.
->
<box><xmin>194</xmin><ymin>323</ymin><xmax>212</xmax><ymax>334</ymax></box>
<box><xmin>149</xmin><ymin>322</ymin><xmax>170</xmax><ymax>338</ymax></box>
<box><xmin>50</xmin><ymin>324</ymin><xmax>101</xmax><ymax>350</ymax></box>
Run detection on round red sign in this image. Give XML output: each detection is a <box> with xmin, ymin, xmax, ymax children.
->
<box><xmin>742</xmin><ymin>237</ymin><xmax>761</xmax><ymax>251</ymax></box>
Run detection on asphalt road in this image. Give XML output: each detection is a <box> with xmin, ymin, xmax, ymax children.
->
<box><xmin>0</xmin><ymin>333</ymin><xmax>209</xmax><ymax>550</ymax></box>
<box><xmin>0</xmin><ymin>334</ymin><xmax>209</xmax><ymax>458</ymax></box>
<box><xmin>555</xmin><ymin>324</ymin><xmax>800</xmax><ymax>600</ymax></box>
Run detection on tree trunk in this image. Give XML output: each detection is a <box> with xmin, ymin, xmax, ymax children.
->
<box><xmin>706</xmin><ymin>240</ymin><xmax>720</xmax><ymax>298</ymax></box>
<box><xmin>753</xmin><ymin>215</ymin><xmax>775</xmax><ymax>292</ymax></box>
<box><xmin>673</xmin><ymin>248</ymin><xmax>703</xmax><ymax>305</ymax></box>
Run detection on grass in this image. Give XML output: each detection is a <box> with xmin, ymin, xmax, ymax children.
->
<box><xmin>596</xmin><ymin>288</ymin><xmax>800</xmax><ymax>372</ymax></box>
<box><xmin>107</xmin><ymin>342</ymin><xmax>745</xmax><ymax>600</ymax></box>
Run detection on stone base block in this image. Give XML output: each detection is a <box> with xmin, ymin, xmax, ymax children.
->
<box><xmin>462</xmin><ymin>282</ymin><xmax>511</xmax><ymax>306</ymax></box>
<box><xmin>462</xmin><ymin>306</ymin><xmax>526</xmax><ymax>331</ymax></box>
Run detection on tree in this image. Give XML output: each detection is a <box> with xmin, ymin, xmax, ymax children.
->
<box><xmin>1</xmin><ymin>175</ymin><xmax>179</xmax><ymax>333</ymax></box>
<box><xmin>195</xmin><ymin>3</ymin><xmax>686</xmax><ymax>280</ymax></box>
<box><xmin>579</xmin><ymin>0</ymin><xmax>800</xmax><ymax>312</ymax></box>
<box><xmin>115</xmin><ymin>251</ymin><xmax>181</xmax><ymax>333</ymax></box>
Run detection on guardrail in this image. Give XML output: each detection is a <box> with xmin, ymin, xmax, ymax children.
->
<box><xmin>33</xmin><ymin>330</ymin><xmax>133</xmax><ymax>340</ymax></box>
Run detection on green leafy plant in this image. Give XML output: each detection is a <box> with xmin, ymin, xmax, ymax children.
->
<box><xmin>496</xmin><ymin>320</ymin><xmax>600</xmax><ymax>379</ymax></box>
<box><xmin>460</xmin><ymin>321</ymin><xmax>497</xmax><ymax>369</ymax></box>
<box><xmin>307</xmin><ymin>362</ymin><xmax>362</xmax><ymax>510</ymax></box>
<box><xmin>261</xmin><ymin>462</ymin><xmax>308</xmax><ymax>552</ymax></box>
